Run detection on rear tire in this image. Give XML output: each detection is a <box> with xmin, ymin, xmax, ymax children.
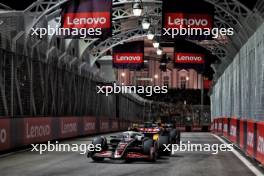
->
<box><xmin>150</xmin><ymin>147</ymin><xmax>157</xmax><ymax>162</ymax></box>
<box><xmin>158</xmin><ymin>136</ymin><xmax>170</xmax><ymax>156</ymax></box>
<box><xmin>176</xmin><ymin>131</ymin><xmax>181</xmax><ymax>144</ymax></box>
<box><xmin>169</xmin><ymin>129</ymin><xmax>177</xmax><ymax>144</ymax></box>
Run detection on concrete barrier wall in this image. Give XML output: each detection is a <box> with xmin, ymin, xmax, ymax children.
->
<box><xmin>212</xmin><ymin>117</ymin><xmax>264</xmax><ymax>165</ymax></box>
<box><xmin>0</xmin><ymin>117</ymin><xmax>131</xmax><ymax>152</ymax></box>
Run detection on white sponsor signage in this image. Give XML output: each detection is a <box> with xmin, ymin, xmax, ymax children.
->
<box><xmin>67</xmin><ymin>17</ymin><xmax>107</xmax><ymax>25</ymax></box>
<box><xmin>116</xmin><ymin>56</ymin><xmax>142</xmax><ymax>62</ymax></box>
<box><xmin>223</xmin><ymin>124</ymin><xmax>228</xmax><ymax>133</ymax></box>
<box><xmin>0</xmin><ymin>128</ymin><xmax>6</xmax><ymax>143</ymax></box>
<box><xmin>230</xmin><ymin>125</ymin><xmax>237</xmax><ymax>137</ymax></box>
<box><xmin>61</xmin><ymin>122</ymin><xmax>77</xmax><ymax>134</ymax></box>
<box><xmin>26</xmin><ymin>123</ymin><xmax>51</xmax><ymax>139</ymax></box>
<box><xmin>247</xmin><ymin>132</ymin><xmax>254</xmax><ymax>147</ymax></box>
<box><xmin>257</xmin><ymin>136</ymin><xmax>264</xmax><ymax>154</ymax></box>
<box><xmin>177</xmin><ymin>55</ymin><xmax>203</xmax><ymax>61</ymax></box>
<box><xmin>101</xmin><ymin>122</ymin><xmax>108</xmax><ymax>130</ymax></box>
<box><xmin>84</xmin><ymin>121</ymin><xmax>95</xmax><ymax>131</ymax></box>
<box><xmin>168</xmin><ymin>17</ymin><xmax>209</xmax><ymax>26</ymax></box>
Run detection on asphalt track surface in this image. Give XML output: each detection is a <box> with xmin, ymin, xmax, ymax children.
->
<box><xmin>0</xmin><ymin>132</ymin><xmax>259</xmax><ymax>176</ymax></box>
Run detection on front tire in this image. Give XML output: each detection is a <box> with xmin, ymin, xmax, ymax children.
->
<box><xmin>143</xmin><ymin>139</ymin><xmax>157</xmax><ymax>162</ymax></box>
<box><xmin>89</xmin><ymin>136</ymin><xmax>107</xmax><ymax>162</ymax></box>
<box><xmin>91</xmin><ymin>156</ymin><xmax>104</xmax><ymax>162</ymax></box>
<box><xmin>158</xmin><ymin>135</ymin><xmax>170</xmax><ymax>156</ymax></box>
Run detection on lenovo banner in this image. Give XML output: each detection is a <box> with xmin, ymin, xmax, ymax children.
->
<box><xmin>246</xmin><ymin>120</ymin><xmax>255</xmax><ymax>157</ymax></box>
<box><xmin>213</xmin><ymin>119</ymin><xmax>217</xmax><ymax>132</ymax></box>
<box><xmin>174</xmin><ymin>52</ymin><xmax>205</xmax><ymax>71</ymax></box>
<box><xmin>113</xmin><ymin>41</ymin><xmax>144</xmax><ymax>69</ymax></box>
<box><xmin>164</xmin><ymin>13</ymin><xmax>212</xmax><ymax>29</ymax></box>
<box><xmin>60</xmin><ymin>117</ymin><xmax>79</xmax><ymax>138</ymax></box>
<box><xmin>210</xmin><ymin>122</ymin><xmax>214</xmax><ymax>132</ymax></box>
<box><xmin>0</xmin><ymin>118</ymin><xmax>10</xmax><ymax>151</ymax></box>
<box><xmin>83</xmin><ymin>117</ymin><xmax>96</xmax><ymax>135</ymax></box>
<box><xmin>23</xmin><ymin>118</ymin><xmax>52</xmax><ymax>145</ymax></box>
<box><xmin>175</xmin><ymin>53</ymin><xmax>205</xmax><ymax>64</ymax></box>
<box><xmin>223</xmin><ymin>118</ymin><xmax>228</xmax><ymax>137</ymax></box>
<box><xmin>256</xmin><ymin>122</ymin><xmax>264</xmax><ymax>164</ymax></box>
<box><xmin>100</xmin><ymin>119</ymin><xmax>109</xmax><ymax>133</ymax></box>
<box><xmin>217</xmin><ymin>118</ymin><xmax>223</xmax><ymax>134</ymax></box>
<box><xmin>162</xmin><ymin>0</ymin><xmax>214</xmax><ymax>40</ymax></box>
<box><xmin>111</xmin><ymin>120</ymin><xmax>119</xmax><ymax>131</ymax></box>
<box><xmin>61</xmin><ymin>0</ymin><xmax>112</xmax><ymax>38</ymax></box>
<box><xmin>229</xmin><ymin>118</ymin><xmax>238</xmax><ymax>144</ymax></box>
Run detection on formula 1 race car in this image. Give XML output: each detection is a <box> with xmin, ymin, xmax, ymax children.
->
<box><xmin>87</xmin><ymin>131</ymin><xmax>158</xmax><ymax>162</ymax></box>
<box><xmin>137</xmin><ymin>122</ymin><xmax>181</xmax><ymax>155</ymax></box>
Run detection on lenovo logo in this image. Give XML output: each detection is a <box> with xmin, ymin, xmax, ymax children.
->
<box><xmin>218</xmin><ymin>123</ymin><xmax>222</xmax><ymax>131</ymax></box>
<box><xmin>84</xmin><ymin>121</ymin><xmax>95</xmax><ymax>132</ymax></box>
<box><xmin>113</xmin><ymin>53</ymin><xmax>143</xmax><ymax>64</ymax></box>
<box><xmin>66</xmin><ymin>16</ymin><xmax>107</xmax><ymax>25</ymax></box>
<box><xmin>61</xmin><ymin>122</ymin><xmax>77</xmax><ymax>134</ymax></box>
<box><xmin>168</xmin><ymin>17</ymin><xmax>208</xmax><ymax>26</ymax></box>
<box><xmin>230</xmin><ymin>126</ymin><xmax>236</xmax><ymax>137</ymax></box>
<box><xmin>112</xmin><ymin>122</ymin><xmax>118</xmax><ymax>129</ymax></box>
<box><xmin>63</xmin><ymin>12</ymin><xmax>111</xmax><ymax>28</ymax></box>
<box><xmin>247</xmin><ymin>132</ymin><xmax>254</xmax><ymax>147</ymax></box>
<box><xmin>165</xmin><ymin>13</ymin><xmax>212</xmax><ymax>29</ymax></box>
<box><xmin>0</xmin><ymin>128</ymin><xmax>6</xmax><ymax>143</ymax></box>
<box><xmin>26</xmin><ymin>123</ymin><xmax>51</xmax><ymax>139</ymax></box>
<box><xmin>257</xmin><ymin>136</ymin><xmax>264</xmax><ymax>154</ymax></box>
<box><xmin>175</xmin><ymin>53</ymin><xmax>205</xmax><ymax>64</ymax></box>
<box><xmin>223</xmin><ymin>124</ymin><xmax>228</xmax><ymax>133</ymax></box>
<box><xmin>116</xmin><ymin>56</ymin><xmax>141</xmax><ymax>61</ymax></box>
<box><xmin>101</xmin><ymin>121</ymin><xmax>108</xmax><ymax>130</ymax></box>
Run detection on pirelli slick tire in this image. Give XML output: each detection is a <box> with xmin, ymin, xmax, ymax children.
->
<box><xmin>90</xmin><ymin>136</ymin><xmax>107</xmax><ymax>162</ymax></box>
<box><xmin>143</xmin><ymin>139</ymin><xmax>157</xmax><ymax>162</ymax></box>
<box><xmin>158</xmin><ymin>135</ymin><xmax>171</xmax><ymax>156</ymax></box>
<box><xmin>91</xmin><ymin>155</ymin><xmax>104</xmax><ymax>162</ymax></box>
<box><xmin>149</xmin><ymin>145</ymin><xmax>157</xmax><ymax>162</ymax></box>
<box><xmin>143</xmin><ymin>139</ymin><xmax>154</xmax><ymax>154</ymax></box>
<box><xmin>169</xmin><ymin>129</ymin><xmax>177</xmax><ymax>144</ymax></box>
<box><xmin>176</xmin><ymin>131</ymin><xmax>181</xmax><ymax>144</ymax></box>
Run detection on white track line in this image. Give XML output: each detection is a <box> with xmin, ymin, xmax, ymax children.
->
<box><xmin>212</xmin><ymin>134</ymin><xmax>263</xmax><ymax>176</ymax></box>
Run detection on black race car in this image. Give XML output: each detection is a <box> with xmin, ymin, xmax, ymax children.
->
<box><xmin>87</xmin><ymin>131</ymin><xmax>158</xmax><ymax>162</ymax></box>
<box><xmin>162</xmin><ymin>123</ymin><xmax>181</xmax><ymax>144</ymax></box>
<box><xmin>137</xmin><ymin>122</ymin><xmax>181</xmax><ymax>155</ymax></box>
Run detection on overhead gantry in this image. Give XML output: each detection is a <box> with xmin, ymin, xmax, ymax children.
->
<box><xmin>0</xmin><ymin>0</ymin><xmax>263</xmax><ymax>83</ymax></box>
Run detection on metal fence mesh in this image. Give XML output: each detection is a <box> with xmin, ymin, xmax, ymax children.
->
<box><xmin>211</xmin><ymin>22</ymin><xmax>264</xmax><ymax>121</ymax></box>
<box><xmin>0</xmin><ymin>48</ymin><xmax>146</xmax><ymax>121</ymax></box>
